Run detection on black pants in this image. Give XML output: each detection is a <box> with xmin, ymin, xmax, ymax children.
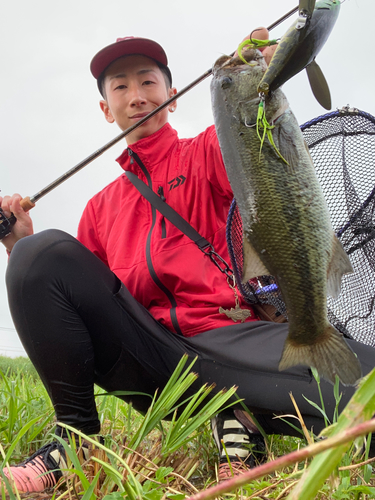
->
<box><xmin>6</xmin><ymin>230</ymin><xmax>375</xmax><ymax>437</ymax></box>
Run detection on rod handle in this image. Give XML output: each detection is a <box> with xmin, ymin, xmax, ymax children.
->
<box><xmin>0</xmin><ymin>197</ymin><xmax>35</xmax><ymax>240</ymax></box>
<box><xmin>20</xmin><ymin>196</ymin><xmax>36</xmax><ymax>212</ymax></box>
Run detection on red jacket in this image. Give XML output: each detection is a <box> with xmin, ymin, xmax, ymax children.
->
<box><xmin>77</xmin><ymin>123</ymin><xmax>257</xmax><ymax>336</ymax></box>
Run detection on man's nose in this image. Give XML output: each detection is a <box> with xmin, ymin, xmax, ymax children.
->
<box><xmin>129</xmin><ymin>86</ymin><xmax>147</xmax><ymax>106</ymax></box>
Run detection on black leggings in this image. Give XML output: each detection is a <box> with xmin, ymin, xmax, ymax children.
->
<box><xmin>6</xmin><ymin>230</ymin><xmax>375</xmax><ymax>437</ymax></box>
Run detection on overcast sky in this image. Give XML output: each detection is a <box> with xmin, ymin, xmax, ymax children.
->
<box><xmin>1</xmin><ymin>0</ymin><xmax>374</xmax><ymax>355</ymax></box>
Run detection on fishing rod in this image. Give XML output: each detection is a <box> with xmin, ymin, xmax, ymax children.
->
<box><xmin>0</xmin><ymin>5</ymin><xmax>299</xmax><ymax>240</ymax></box>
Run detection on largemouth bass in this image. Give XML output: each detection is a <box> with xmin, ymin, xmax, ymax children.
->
<box><xmin>211</xmin><ymin>50</ymin><xmax>362</xmax><ymax>386</ymax></box>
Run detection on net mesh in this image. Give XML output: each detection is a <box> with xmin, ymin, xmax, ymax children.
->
<box><xmin>227</xmin><ymin>106</ymin><xmax>375</xmax><ymax>346</ymax></box>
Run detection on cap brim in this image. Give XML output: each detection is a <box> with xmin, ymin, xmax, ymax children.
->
<box><xmin>90</xmin><ymin>37</ymin><xmax>169</xmax><ymax>79</ymax></box>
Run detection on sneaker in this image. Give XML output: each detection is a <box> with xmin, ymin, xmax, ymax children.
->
<box><xmin>211</xmin><ymin>409</ymin><xmax>266</xmax><ymax>481</ymax></box>
<box><xmin>1</xmin><ymin>442</ymin><xmax>67</xmax><ymax>494</ymax></box>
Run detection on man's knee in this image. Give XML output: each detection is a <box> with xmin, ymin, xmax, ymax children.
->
<box><xmin>6</xmin><ymin>229</ymin><xmax>76</xmax><ymax>289</ymax></box>
<box><xmin>12</xmin><ymin>229</ymin><xmax>74</xmax><ymax>257</ymax></box>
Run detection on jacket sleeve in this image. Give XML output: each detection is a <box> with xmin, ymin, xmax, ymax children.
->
<box><xmin>77</xmin><ymin>199</ymin><xmax>109</xmax><ymax>267</ymax></box>
<box><xmin>202</xmin><ymin>125</ymin><xmax>233</xmax><ymax>198</ymax></box>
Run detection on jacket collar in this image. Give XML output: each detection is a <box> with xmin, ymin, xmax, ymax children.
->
<box><xmin>116</xmin><ymin>123</ymin><xmax>178</xmax><ymax>173</ymax></box>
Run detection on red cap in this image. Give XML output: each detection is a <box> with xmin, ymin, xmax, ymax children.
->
<box><xmin>90</xmin><ymin>36</ymin><xmax>170</xmax><ymax>80</ymax></box>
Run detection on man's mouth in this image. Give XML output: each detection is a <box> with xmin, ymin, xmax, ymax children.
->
<box><xmin>129</xmin><ymin>112</ymin><xmax>152</xmax><ymax>120</ymax></box>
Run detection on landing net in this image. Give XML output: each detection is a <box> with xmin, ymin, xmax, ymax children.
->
<box><xmin>227</xmin><ymin>106</ymin><xmax>375</xmax><ymax>346</ymax></box>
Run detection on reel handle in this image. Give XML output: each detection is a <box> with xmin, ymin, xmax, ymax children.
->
<box><xmin>0</xmin><ymin>196</ymin><xmax>35</xmax><ymax>240</ymax></box>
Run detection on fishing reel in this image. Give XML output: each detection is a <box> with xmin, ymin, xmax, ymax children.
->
<box><xmin>0</xmin><ymin>207</ymin><xmax>16</xmax><ymax>240</ymax></box>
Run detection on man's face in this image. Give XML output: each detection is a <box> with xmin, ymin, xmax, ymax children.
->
<box><xmin>100</xmin><ymin>55</ymin><xmax>176</xmax><ymax>144</ymax></box>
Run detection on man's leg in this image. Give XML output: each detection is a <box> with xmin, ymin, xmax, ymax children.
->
<box><xmin>5</xmin><ymin>230</ymin><xmax>375</xmax><ymax>488</ymax></box>
<box><xmin>10</xmin><ymin>231</ymin><xmax>372</xmax><ymax>436</ymax></box>
<box><xmin>6</xmin><ymin>230</ymin><xmax>194</xmax><ymax>432</ymax></box>
<box><xmin>4</xmin><ymin>229</ymin><xmax>192</xmax><ymax>492</ymax></box>
<box><xmin>185</xmin><ymin>321</ymin><xmax>375</xmax><ymax>479</ymax></box>
<box><xmin>185</xmin><ymin>321</ymin><xmax>374</xmax><ymax>435</ymax></box>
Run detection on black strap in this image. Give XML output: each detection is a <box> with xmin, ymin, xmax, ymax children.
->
<box><xmin>125</xmin><ymin>171</ymin><xmax>211</xmax><ymax>251</ymax></box>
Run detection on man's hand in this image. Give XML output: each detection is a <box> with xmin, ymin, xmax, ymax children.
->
<box><xmin>236</xmin><ymin>28</ymin><xmax>278</xmax><ymax>66</ymax></box>
<box><xmin>0</xmin><ymin>194</ymin><xmax>34</xmax><ymax>253</ymax></box>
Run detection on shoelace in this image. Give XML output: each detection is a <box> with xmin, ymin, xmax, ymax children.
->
<box><xmin>218</xmin><ymin>461</ymin><xmax>249</xmax><ymax>481</ymax></box>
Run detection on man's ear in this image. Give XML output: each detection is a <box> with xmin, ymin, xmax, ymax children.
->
<box><xmin>168</xmin><ymin>87</ymin><xmax>178</xmax><ymax>112</ymax></box>
<box><xmin>100</xmin><ymin>100</ymin><xmax>115</xmax><ymax>124</ymax></box>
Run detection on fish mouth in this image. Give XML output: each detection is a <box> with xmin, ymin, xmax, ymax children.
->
<box><xmin>213</xmin><ymin>50</ymin><xmax>263</xmax><ymax>73</ymax></box>
<box><xmin>236</xmin><ymin>52</ymin><xmax>263</xmax><ymax>65</ymax></box>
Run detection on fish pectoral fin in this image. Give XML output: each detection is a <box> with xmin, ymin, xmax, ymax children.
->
<box><xmin>242</xmin><ymin>237</ymin><xmax>270</xmax><ymax>283</ymax></box>
<box><xmin>327</xmin><ymin>235</ymin><xmax>354</xmax><ymax>298</ymax></box>
<box><xmin>306</xmin><ymin>59</ymin><xmax>332</xmax><ymax>110</ymax></box>
<box><xmin>279</xmin><ymin>325</ymin><xmax>362</xmax><ymax>386</ymax></box>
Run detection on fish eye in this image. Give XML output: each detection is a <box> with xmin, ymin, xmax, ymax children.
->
<box><xmin>221</xmin><ymin>77</ymin><xmax>233</xmax><ymax>89</ymax></box>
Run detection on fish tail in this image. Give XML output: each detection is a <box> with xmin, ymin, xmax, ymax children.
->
<box><xmin>279</xmin><ymin>325</ymin><xmax>362</xmax><ymax>386</ymax></box>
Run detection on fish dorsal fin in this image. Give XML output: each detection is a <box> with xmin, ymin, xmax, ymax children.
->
<box><xmin>306</xmin><ymin>59</ymin><xmax>332</xmax><ymax>110</ymax></box>
<box><xmin>327</xmin><ymin>235</ymin><xmax>353</xmax><ymax>298</ymax></box>
<box><xmin>242</xmin><ymin>237</ymin><xmax>270</xmax><ymax>283</ymax></box>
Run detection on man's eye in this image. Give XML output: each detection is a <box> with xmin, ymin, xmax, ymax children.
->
<box><xmin>143</xmin><ymin>80</ymin><xmax>154</xmax><ymax>85</ymax></box>
<box><xmin>115</xmin><ymin>84</ymin><xmax>126</xmax><ymax>90</ymax></box>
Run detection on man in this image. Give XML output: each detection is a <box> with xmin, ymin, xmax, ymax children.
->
<box><xmin>1</xmin><ymin>34</ymin><xmax>374</xmax><ymax>493</ymax></box>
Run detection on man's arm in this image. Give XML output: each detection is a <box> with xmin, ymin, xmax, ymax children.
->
<box><xmin>0</xmin><ymin>194</ymin><xmax>34</xmax><ymax>253</ymax></box>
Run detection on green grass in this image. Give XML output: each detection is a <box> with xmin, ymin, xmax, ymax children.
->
<box><xmin>0</xmin><ymin>355</ymin><xmax>374</xmax><ymax>500</ymax></box>
<box><xmin>0</xmin><ymin>356</ymin><xmax>39</xmax><ymax>380</ymax></box>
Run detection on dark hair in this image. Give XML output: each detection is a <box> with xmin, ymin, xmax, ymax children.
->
<box><xmin>155</xmin><ymin>60</ymin><xmax>173</xmax><ymax>88</ymax></box>
<box><xmin>97</xmin><ymin>57</ymin><xmax>172</xmax><ymax>98</ymax></box>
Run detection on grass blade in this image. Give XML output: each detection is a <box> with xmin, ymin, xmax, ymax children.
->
<box><xmin>0</xmin><ymin>415</ymin><xmax>44</xmax><ymax>464</ymax></box>
<box><xmin>287</xmin><ymin>367</ymin><xmax>375</xmax><ymax>499</ymax></box>
<box><xmin>184</xmin><ymin>418</ymin><xmax>375</xmax><ymax>500</ymax></box>
<box><xmin>80</xmin><ymin>470</ymin><xmax>101</xmax><ymax>500</ymax></box>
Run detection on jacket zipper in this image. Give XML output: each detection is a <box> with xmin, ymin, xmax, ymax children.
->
<box><xmin>157</xmin><ymin>186</ymin><xmax>166</xmax><ymax>239</ymax></box>
<box><xmin>128</xmin><ymin>148</ymin><xmax>182</xmax><ymax>335</ymax></box>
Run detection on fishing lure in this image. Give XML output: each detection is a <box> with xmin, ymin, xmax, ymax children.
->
<box><xmin>238</xmin><ymin>38</ymin><xmax>278</xmax><ymax>66</ymax></box>
<box><xmin>257</xmin><ymin>0</ymin><xmax>340</xmax><ymax>110</ymax></box>
<box><xmin>297</xmin><ymin>0</ymin><xmax>316</xmax><ymax>28</ymax></box>
<box><xmin>256</xmin><ymin>97</ymin><xmax>289</xmax><ymax>165</ymax></box>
